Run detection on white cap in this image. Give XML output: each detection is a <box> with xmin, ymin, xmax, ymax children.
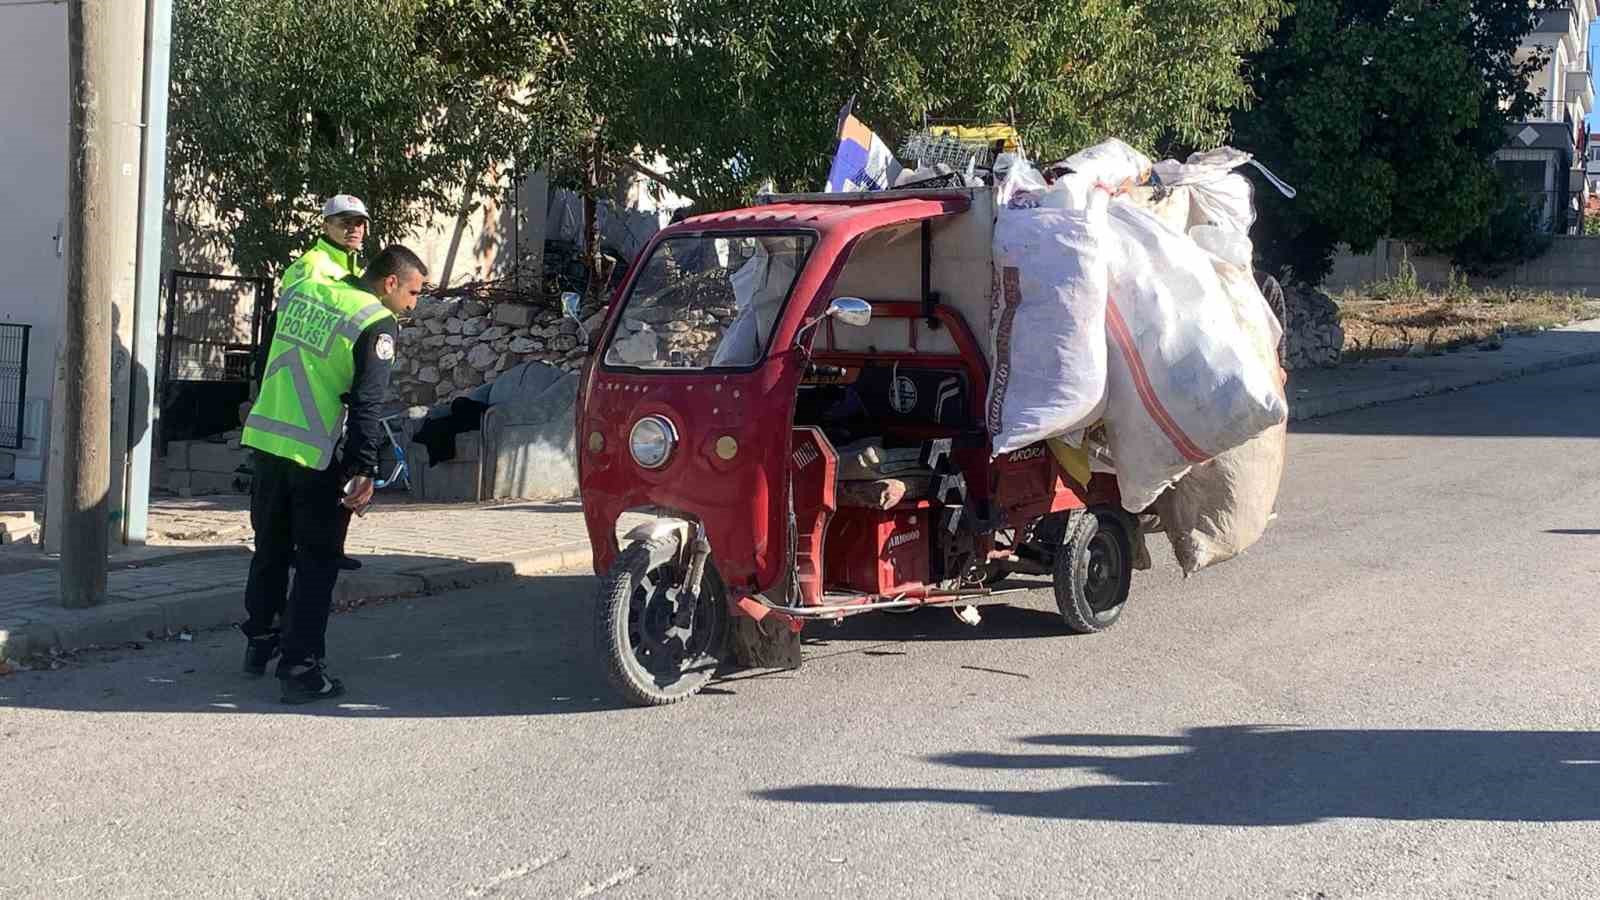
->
<box><xmin>321</xmin><ymin>194</ymin><xmax>369</xmax><ymax>219</ymax></box>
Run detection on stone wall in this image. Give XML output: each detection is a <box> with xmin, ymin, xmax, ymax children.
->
<box><xmin>163</xmin><ymin>433</ymin><xmax>249</xmax><ymax>496</ymax></box>
<box><xmin>606</xmin><ymin>268</ymin><xmax>735</xmax><ymax>367</ymax></box>
<box><xmin>389</xmin><ymin>299</ymin><xmax>591</xmax><ymax>407</ymax></box>
<box><xmin>1282</xmin><ymin>286</ymin><xmax>1344</xmax><ymax>370</ymax></box>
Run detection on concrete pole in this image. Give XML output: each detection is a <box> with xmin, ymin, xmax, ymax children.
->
<box><xmin>124</xmin><ymin>0</ymin><xmax>173</xmax><ymax>545</ymax></box>
<box><xmin>58</xmin><ymin>0</ymin><xmax>146</xmax><ymax>607</ymax></box>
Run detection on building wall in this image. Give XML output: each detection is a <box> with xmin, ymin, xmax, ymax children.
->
<box><xmin>0</xmin><ymin>4</ymin><xmax>68</xmax><ymax>481</ymax></box>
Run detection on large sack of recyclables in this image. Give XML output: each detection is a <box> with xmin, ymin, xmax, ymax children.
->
<box><xmin>985</xmin><ymin>139</ymin><xmax>1291</xmax><ymax>575</ymax></box>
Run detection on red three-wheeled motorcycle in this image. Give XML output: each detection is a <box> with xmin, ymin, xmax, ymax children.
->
<box><xmin>577</xmin><ymin>187</ymin><xmax>1147</xmax><ymax>706</ymax></box>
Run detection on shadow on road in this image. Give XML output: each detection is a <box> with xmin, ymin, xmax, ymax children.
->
<box><xmin>1</xmin><ymin>574</ymin><xmax>1084</xmax><ymax>718</ymax></box>
<box><xmin>803</xmin><ymin>596</ymin><xmax>1069</xmax><ymax>646</ymax></box>
<box><xmin>760</xmin><ymin>726</ymin><xmax>1600</xmax><ymax>825</ymax></box>
<box><xmin>1291</xmin><ymin>359</ymin><xmax>1600</xmax><ymax>438</ymax></box>
<box><xmin>0</xmin><ymin>574</ymin><xmax>651</xmax><ymax>718</ymax></box>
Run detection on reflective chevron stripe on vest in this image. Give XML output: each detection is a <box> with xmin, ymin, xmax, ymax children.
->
<box><xmin>242</xmin><ymin>277</ymin><xmax>391</xmax><ymax>470</ymax></box>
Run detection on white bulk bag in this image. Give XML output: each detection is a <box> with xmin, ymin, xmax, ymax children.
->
<box><xmin>986</xmin><ymin>189</ymin><xmax>1112</xmax><ymax>455</ymax></box>
<box><xmin>1154</xmin><ymin>255</ymin><xmax>1288</xmax><ymax>574</ymax></box>
<box><xmin>1100</xmin><ymin>201</ymin><xmax>1288</xmax><ymax>512</ymax></box>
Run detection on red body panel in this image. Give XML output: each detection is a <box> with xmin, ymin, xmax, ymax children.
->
<box><xmin>577</xmin><ymin>190</ymin><xmax>1124</xmax><ymax>606</ymax></box>
<box><xmin>580</xmin><ymin>194</ymin><xmax>973</xmax><ymax>595</ymax></box>
<box><xmin>789</xmin><ymin>427</ymin><xmax>838</xmax><ymax>605</ymax></box>
<box><xmin>824</xmin><ymin>506</ymin><xmax>932</xmax><ymax>595</ymax></box>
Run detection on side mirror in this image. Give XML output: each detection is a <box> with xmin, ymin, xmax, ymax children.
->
<box><xmin>826</xmin><ymin>297</ymin><xmax>872</xmax><ymax>328</ymax></box>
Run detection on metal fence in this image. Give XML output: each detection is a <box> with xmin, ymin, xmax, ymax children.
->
<box><xmin>159</xmin><ymin>271</ymin><xmax>271</xmax><ymax>444</ymax></box>
<box><xmin>0</xmin><ymin>324</ymin><xmax>28</xmax><ymax>450</ymax></box>
<box><xmin>162</xmin><ymin>271</ymin><xmax>270</xmax><ymax>384</ymax></box>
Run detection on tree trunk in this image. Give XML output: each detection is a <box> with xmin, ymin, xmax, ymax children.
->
<box><xmin>582</xmin><ymin>132</ymin><xmax>614</xmax><ymax>309</ymax></box>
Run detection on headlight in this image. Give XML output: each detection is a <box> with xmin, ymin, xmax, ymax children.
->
<box><xmin>629</xmin><ymin>416</ymin><xmax>677</xmax><ymax>469</ymax></box>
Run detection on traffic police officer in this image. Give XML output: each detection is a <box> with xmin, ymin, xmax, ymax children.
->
<box><xmin>239</xmin><ymin>245</ymin><xmax>426</xmax><ymax>703</ymax></box>
<box><xmin>283</xmin><ymin>193</ymin><xmax>369</xmax><ymax>290</ymax></box>
<box><xmin>245</xmin><ymin>194</ymin><xmax>374</xmax><ymax>570</ymax></box>
<box><xmin>281</xmin><ymin>194</ymin><xmax>370</xmax><ymax>572</ymax></box>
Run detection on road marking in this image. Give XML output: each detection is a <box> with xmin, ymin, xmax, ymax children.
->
<box><xmin>570</xmin><ymin>866</ymin><xmax>645</xmax><ymax>899</ymax></box>
<box><xmin>466</xmin><ymin>852</ymin><xmax>569</xmax><ymax>897</ymax></box>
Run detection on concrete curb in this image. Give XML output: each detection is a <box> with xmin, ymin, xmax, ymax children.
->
<box><xmin>1288</xmin><ymin>349</ymin><xmax>1600</xmax><ymax>422</ymax></box>
<box><xmin>0</xmin><ymin>544</ymin><xmax>595</xmax><ymax>661</ymax></box>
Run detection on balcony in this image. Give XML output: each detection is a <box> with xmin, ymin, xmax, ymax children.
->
<box><xmin>1532</xmin><ymin>3</ymin><xmax>1583</xmax><ymax>57</ymax></box>
<box><xmin>1523</xmin><ymin>100</ymin><xmax>1569</xmax><ymax>122</ymax></box>
<box><xmin>1533</xmin><ymin>5</ymin><xmax>1575</xmax><ymax>34</ymax></box>
<box><xmin>1567</xmin><ymin>52</ymin><xmax>1596</xmax><ymax>113</ymax></box>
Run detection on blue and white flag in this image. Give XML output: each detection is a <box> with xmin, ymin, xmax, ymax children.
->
<box><xmin>825</xmin><ymin>100</ymin><xmax>902</xmax><ymax>193</ymax></box>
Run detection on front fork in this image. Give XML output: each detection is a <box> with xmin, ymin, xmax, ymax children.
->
<box><xmin>672</xmin><ymin>523</ymin><xmax>712</xmax><ymax>630</ymax></box>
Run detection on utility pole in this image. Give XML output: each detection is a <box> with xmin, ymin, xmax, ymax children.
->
<box><xmin>124</xmin><ymin>0</ymin><xmax>174</xmax><ymax>545</ymax></box>
<box><xmin>58</xmin><ymin>0</ymin><xmax>146</xmax><ymax>608</ymax></box>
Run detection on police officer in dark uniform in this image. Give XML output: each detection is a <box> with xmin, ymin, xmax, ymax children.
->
<box><xmin>238</xmin><ymin>246</ymin><xmax>427</xmax><ymax>703</ymax></box>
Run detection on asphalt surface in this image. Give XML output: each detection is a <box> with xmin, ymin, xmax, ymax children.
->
<box><xmin>5</xmin><ymin>365</ymin><xmax>1600</xmax><ymax>899</ymax></box>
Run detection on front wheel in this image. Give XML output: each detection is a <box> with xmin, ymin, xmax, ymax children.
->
<box><xmin>1052</xmin><ymin>510</ymin><xmax>1133</xmax><ymax>634</ymax></box>
<box><xmin>595</xmin><ymin>536</ymin><xmax>728</xmax><ymax>706</ymax></box>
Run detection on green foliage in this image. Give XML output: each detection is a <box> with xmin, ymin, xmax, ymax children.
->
<box><xmin>635</xmin><ymin>0</ymin><xmax>1288</xmax><ymax>208</ymax></box>
<box><xmin>1444</xmin><ymin>188</ymin><xmax>1554</xmax><ymax>276</ymax></box>
<box><xmin>170</xmin><ymin>0</ymin><xmax>1290</xmax><ymax>273</ymax></box>
<box><xmin>169</xmin><ymin>0</ymin><xmax>558</xmax><ymax>276</ymax></box>
<box><xmin>1232</xmin><ymin>0</ymin><xmax>1545</xmax><ymax>285</ymax></box>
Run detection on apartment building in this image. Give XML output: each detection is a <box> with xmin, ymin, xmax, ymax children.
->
<box><xmin>1495</xmin><ymin>0</ymin><xmax>1597</xmax><ymax>233</ymax></box>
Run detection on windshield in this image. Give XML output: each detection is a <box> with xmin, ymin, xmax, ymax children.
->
<box><xmin>603</xmin><ymin>233</ymin><xmax>814</xmax><ymax>369</ymax></box>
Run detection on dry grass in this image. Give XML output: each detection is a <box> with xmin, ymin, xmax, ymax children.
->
<box><xmin>1335</xmin><ymin>266</ymin><xmax>1599</xmax><ymax>358</ymax></box>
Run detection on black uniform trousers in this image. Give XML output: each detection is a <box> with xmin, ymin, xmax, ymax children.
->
<box><xmin>244</xmin><ymin>451</ymin><xmax>351</xmax><ymax>666</ymax></box>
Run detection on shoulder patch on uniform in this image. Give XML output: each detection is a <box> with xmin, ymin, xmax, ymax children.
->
<box><xmin>375</xmin><ymin>333</ymin><xmax>395</xmax><ymax>361</ymax></box>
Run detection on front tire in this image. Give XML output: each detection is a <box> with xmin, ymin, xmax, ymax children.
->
<box><xmin>595</xmin><ymin>536</ymin><xmax>728</xmax><ymax>706</ymax></box>
<box><xmin>1053</xmin><ymin>511</ymin><xmax>1133</xmax><ymax>634</ymax></box>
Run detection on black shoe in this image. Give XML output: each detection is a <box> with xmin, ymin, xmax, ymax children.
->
<box><xmin>241</xmin><ymin>627</ymin><xmax>280</xmax><ymax>678</ymax></box>
<box><xmin>338</xmin><ymin>556</ymin><xmax>362</xmax><ymax>571</ymax></box>
<box><xmin>278</xmin><ymin>660</ymin><xmax>345</xmax><ymax>705</ymax></box>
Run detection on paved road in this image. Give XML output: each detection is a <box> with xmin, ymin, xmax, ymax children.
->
<box><xmin>5</xmin><ymin>366</ymin><xmax>1600</xmax><ymax>899</ymax></box>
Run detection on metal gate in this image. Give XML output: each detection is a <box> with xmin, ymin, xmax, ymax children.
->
<box><xmin>0</xmin><ymin>323</ymin><xmax>29</xmax><ymax>450</ymax></box>
<box><xmin>159</xmin><ymin>271</ymin><xmax>272</xmax><ymax>444</ymax></box>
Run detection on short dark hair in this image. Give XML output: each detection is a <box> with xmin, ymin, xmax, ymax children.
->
<box><xmin>364</xmin><ymin>245</ymin><xmax>428</xmax><ymax>284</ymax></box>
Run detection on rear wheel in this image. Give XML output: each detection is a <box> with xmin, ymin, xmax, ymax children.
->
<box><xmin>595</xmin><ymin>536</ymin><xmax>728</xmax><ymax>706</ymax></box>
<box><xmin>1052</xmin><ymin>511</ymin><xmax>1133</xmax><ymax>634</ymax></box>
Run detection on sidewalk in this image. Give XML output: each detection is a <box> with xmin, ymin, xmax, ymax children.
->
<box><xmin>4</xmin><ymin>318</ymin><xmax>1599</xmax><ymax>662</ymax></box>
<box><xmin>1287</xmin><ymin>318</ymin><xmax>1600</xmax><ymax>421</ymax></box>
<box><xmin>0</xmin><ymin>491</ymin><xmax>632</xmax><ymax>661</ymax></box>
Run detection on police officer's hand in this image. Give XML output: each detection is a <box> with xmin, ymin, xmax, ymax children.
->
<box><xmin>341</xmin><ymin>475</ymin><xmax>375</xmax><ymax>513</ymax></box>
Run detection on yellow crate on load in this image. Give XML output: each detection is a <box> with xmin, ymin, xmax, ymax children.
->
<box><xmin>1047</xmin><ymin>437</ymin><xmax>1093</xmax><ymax>489</ymax></box>
<box><xmin>928</xmin><ymin>123</ymin><xmax>1021</xmax><ymax>152</ymax></box>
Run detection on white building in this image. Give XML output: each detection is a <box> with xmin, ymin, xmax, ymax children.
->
<box><xmin>1495</xmin><ymin>0</ymin><xmax>1597</xmax><ymax>233</ymax></box>
<box><xmin>0</xmin><ymin>2</ymin><xmax>68</xmax><ymax>481</ymax></box>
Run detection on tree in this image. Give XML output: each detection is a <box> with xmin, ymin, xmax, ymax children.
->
<box><xmin>1230</xmin><ymin>0</ymin><xmax>1545</xmax><ymax>285</ymax></box>
<box><xmin>170</xmin><ymin>0</ymin><xmax>1292</xmax><ymax>296</ymax></box>
<box><xmin>627</xmin><ymin>1</ymin><xmax>1289</xmax><ymax>209</ymax></box>
<box><xmin>168</xmin><ymin>0</ymin><xmax>559</xmax><ymax>278</ymax></box>
<box><xmin>1447</xmin><ymin>187</ymin><xmax>1553</xmax><ymax>276</ymax></box>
